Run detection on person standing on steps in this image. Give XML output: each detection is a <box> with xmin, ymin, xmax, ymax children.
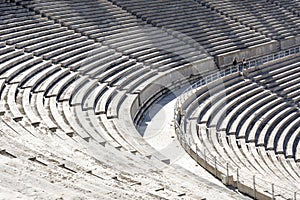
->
<box><xmin>242</xmin><ymin>57</ymin><xmax>247</xmax><ymax>68</ymax></box>
<box><xmin>232</xmin><ymin>56</ymin><xmax>238</xmax><ymax>66</ymax></box>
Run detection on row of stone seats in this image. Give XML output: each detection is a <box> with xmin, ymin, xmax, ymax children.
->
<box><xmin>19</xmin><ymin>0</ymin><xmax>208</xmax><ymax>72</ymax></box>
<box><xmin>0</xmin><ymin>47</ymin><xmax>218</xmax><ymax>200</ymax></box>
<box><xmin>179</xmin><ymin>62</ymin><xmax>300</xmax><ymax>198</ymax></box>
<box><xmin>109</xmin><ymin>0</ymin><xmax>273</xmax><ymax>57</ymax></box>
<box><xmin>0</xmin><ymin>0</ymin><xmax>174</xmax><ymax>163</ymax></box>
<box><xmin>0</xmin><ymin>112</ymin><xmax>209</xmax><ymax>199</ymax></box>
<box><xmin>268</xmin><ymin>0</ymin><xmax>300</xmax><ymax>17</ymax></box>
<box><xmin>0</xmin><ymin>42</ymin><xmax>213</xmax><ymax>199</ymax></box>
<box><xmin>6</xmin><ymin>0</ymin><xmax>215</xmax><ymax>165</ymax></box>
<box><xmin>0</xmin><ymin>1</ymin><xmax>114</xmax><ymax>74</ymax></box>
<box><xmin>199</xmin><ymin>0</ymin><xmax>300</xmax><ymax>40</ymax></box>
<box><xmin>0</xmin><ymin>0</ymin><xmax>249</xmax><ymax>199</ymax></box>
<box><xmin>199</xmin><ymin>76</ymin><xmax>300</xmax><ymax>183</ymax></box>
<box><xmin>246</xmin><ymin>56</ymin><xmax>300</xmax><ymax>160</ymax></box>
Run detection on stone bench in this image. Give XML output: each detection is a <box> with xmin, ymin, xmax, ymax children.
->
<box><xmin>73</xmin><ymin>19</ymin><xmax>139</xmax><ymax>36</ymax></box>
<box><xmin>83</xmin><ymin>83</ymin><xmax>108</xmax><ymax>110</ymax></box>
<box><xmin>256</xmin><ymin>61</ymin><xmax>299</xmax><ymax>81</ymax></box>
<box><xmin>157</xmin><ymin>60</ymin><xmax>190</xmax><ymax>72</ymax></box>
<box><xmin>104</xmin><ymin>32</ymin><xmax>156</xmax><ymax>47</ymax></box>
<box><xmin>92</xmin><ymin>21</ymin><xmax>141</xmax><ymax>34</ymax></box>
<box><xmin>268</xmin><ymin>111</ymin><xmax>299</xmax><ymax>152</ymax></box>
<box><xmin>45</xmin><ymin>40</ymin><xmax>96</xmax><ymax>63</ymax></box>
<box><xmin>73</xmin><ymin>105</ymin><xmax>106</xmax><ymax>145</ymax></box>
<box><xmin>86</xmin><ymin>109</ymin><xmax>121</xmax><ymax>148</ymax></box>
<box><xmin>0</xmin><ymin>12</ymin><xmax>36</xmax><ymax>22</ymax></box>
<box><xmin>195</xmin><ymin>76</ymin><xmax>244</xmax><ymax>123</ymax></box>
<box><xmin>49</xmin><ymin>97</ymin><xmax>74</xmax><ymax>136</ymax></box>
<box><xmin>50</xmin><ymin>7</ymin><xmax>124</xmax><ymax>22</ymax></box>
<box><xmin>78</xmin><ymin>52</ymin><xmax>122</xmax><ymax>75</ymax></box>
<box><xmin>104</xmin><ymin>62</ymin><xmax>143</xmax><ymax>87</ymax></box>
<box><xmin>219</xmin><ymin>130</ymin><xmax>251</xmax><ymax>170</ymax></box>
<box><xmin>250</xmin><ymin>60</ymin><xmax>300</xmax><ymax>83</ymax></box>
<box><xmin>132</xmin><ymin>49</ymin><xmax>162</xmax><ymax>62</ymax></box>
<box><xmin>184</xmin><ymin>75</ymin><xmax>238</xmax><ymax>119</ymax></box>
<box><xmin>0</xmin><ymin>49</ymin><xmax>25</xmax><ymax>67</ymax></box>
<box><xmin>247</xmin><ymin>142</ymin><xmax>276</xmax><ymax>175</ymax></box>
<box><xmin>227</xmin><ymin>134</ymin><xmax>255</xmax><ymax>169</ymax></box>
<box><xmin>257</xmin><ymin>107</ymin><xmax>296</xmax><ymax>146</ymax></box>
<box><xmin>100</xmin><ymin>114</ymin><xmax>138</xmax><ymax>151</ymax></box>
<box><xmin>285</xmin><ymin>125</ymin><xmax>300</xmax><ymax>159</ymax></box>
<box><xmin>25</xmin><ymin>32</ymin><xmax>82</xmax><ymax>54</ymax></box>
<box><xmin>0</xmin><ymin>18</ymin><xmax>44</xmax><ymax>30</ymax></box>
<box><xmin>68</xmin><ymin>45</ymin><xmax>110</xmax><ymax>71</ymax></box>
<box><xmin>103</xmin><ymin>29</ymin><xmax>148</xmax><ymax>42</ymax></box>
<box><xmin>0</xmin><ymin>48</ymin><xmax>29</xmax><ymax>67</ymax></box>
<box><xmin>34</xmin><ymin>68</ymin><xmax>70</xmax><ymax>94</ymax></box>
<box><xmin>106</xmin><ymin>90</ymin><xmax>127</xmax><ymax>119</ymax></box>
<box><xmin>0</xmin><ymin>79</ymin><xmax>6</xmax><ymax>115</ymax></box>
<box><xmin>109</xmin><ymin>36</ymin><xmax>154</xmax><ymax>50</ymax></box>
<box><xmin>276</xmin><ymin>116</ymin><xmax>300</xmax><ymax>155</ymax></box>
<box><xmin>271</xmin><ymin>151</ymin><xmax>300</xmax><ymax>182</ymax></box>
<box><xmin>208</xmin><ymin>83</ymin><xmax>257</xmax><ymax>127</ymax></box>
<box><xmin>238</xmin><ymin>139</ymin><xmax>266</xmax><ymax>175</ymax></box>
<box><xmin>279</xmin><ymin>80</ymin><xmax>300</xmax><ymax>99</ymax></box>
<box><xmin>188</xmin><ymin>120</ymin><xmax>204</xmax><ymax>155</ymax></box>
<box><xmin>201</xmin><ymin>80</ymin><xmax>252</xmax><ymax>125</ymax></box>
<box><xmin>0</xmin><ymin>20</ymin><xmax>53</xmax><ymax>36</ymax></box>
<box><xmin>123</xmin><ymin>70</ymin><xmax>158</xmax><ymax>93</ymax></box>
<box><xmin>93</xmin><ymin>56</ymin><xmax>131</xmax><ymax>80</ymax></box>
<box><xmin>113</xmin><ymin>94</ymin><xmax>170</xmax><ymax>162</ymax></box>
<box><xmin>7</xmin><ymin>83</ymin><xmax>23</xmax><ymax>122</ymax></box>
<box><xmin>0</xmin><ymin>42</ymin><xmax>6</xmax><ymax>48</ymax></box>
<box><xmin>238</xmin><ymin>100</ymin><xmax>284</xmax><ymax>140</ymax></box>
<box><xmin>70</xmin><ymin>79</ymin><xmax>98</xmax><ymax>107</ymax></box>
<box><xmin>113</xmin><ymin>67</ymin><xmax>151</xmax><ymax>90</ymax></box>
<box><xmin>218</xmin><ymin>89</ymin><xmax>268</xmax><ymax>131</ymax></box>
<box><xmin>6</xmin><ymin>26</ymin><xmax>67</xmax><ymax>46</ymax></box>
<box><xmin>95</xmin><ymin>86</ymin><xmax>117</xmax><ymax>115</ymax></box>
<box><xmin>61</xmin><ymin>100</ymin><xmax>91</xmax><ymax>142</ymax></box>
<box><xmin>36</xmin><ymin>92</ymin><xmax>57</xmax><ymax>131</ymax></box>
<box><xmin>7</xmin><ymin>60</ymin><xmax>49</xmax><ymax>86</ymax></box>
<box><xmin>1</xmin><ymin>56</ymin><xmax>42</xmax><ymax>83</ymax></box>
<box><xmin>145</xmin><ymin>54</ymin><xmax>183</xmax><ymax>68</ymax></box>
<box><xmin>84</xmin><ymin>25</ymin><xmax>142</xmax><ymax>40</ymax></box>
<box><xmin>22</xmin><ymin>88</ymin><xmax>40</xmax><ymax>126</ymax></box>
<box><xmin>257</xmin><ymin>146</ymin><xmax>289</xmax><ymax>177</ymax></box>
<box><xmin>206</xmin><ymin>127</ymin><xmax>240</xmax><ymax>171</ymax></box>
<box><xmin>21</xmin><ymin>64</ymin><xmax>60</xmax><ymax>89</ymax></box>
<box><xmin>276</xmin><ymin>154</ymin><xmax>300</xmax><ymax>183</ymax></box>
<box><xmin>285</xmin><ymin>84</ymin><xmax>300</xmax><ymax>99</ymax></box>
<box><xmin>197</xmin><ymin>125</ymin><xmax>223</xmax><ymax>163</ymax></box>
<box><xmin>246</xmin><ymin>100</ymin><xmax>289</xmax><ymax>142</ymax></box>
<box><xmin>47</xmin><ymin>72</ymin><xmax>79</xmax><ymax>98</ymax></box>
<box><xmin>262</xmin><ymin>65</ymin><xmax>300</xmax><ymax>87</ymax></box>
<box><xmin>228</xmin><ymin>95</ymin><xmax>279</xmax><ymax>136</ymax></box>
<box><xmin>59</xmin><ymin>75</ymin><xmax>89</xmax><ymax>102</ymax></box>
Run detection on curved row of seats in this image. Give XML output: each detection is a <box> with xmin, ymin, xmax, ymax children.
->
<box><xmin>246</xmin><ymin>56</ymin><xmax>300</xmax><ymax>159</ymax></box>
<box><xmin>0</xmin><ymin>0</ymin><xmax>226</xmax><ymax>199</ymax></box>
<box><xmin>198</xmin><ymin>0</ymin><xmax>300</xmax><ymax>40</ymax></box>
<box><xmin>270</xmin><ymin>0</ymin><xmax>300</xmax><ymax>17</ymax></box>
<box><xmin>109</xmin><ymin>0</ymin><xmax>273</xmax><ymax>57</ymax></box>
<box><xmin>19</xmin><ymin>0</ymin><xmax>207</xmax><ymax>73</ymax></box>
<box><xmin>178</xmin><ymin>55</ymin><xmax>300</xmax><ymax>199</ymax></box>
<box><xmin>2</xmin><ymin>0</ymin><xmax>299</xmax><ymax>199</ymax></box>
<box><xmin>10</xmin><ymin>0</ymin><xmax>216</xmax><ymax>160</ymax></box>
